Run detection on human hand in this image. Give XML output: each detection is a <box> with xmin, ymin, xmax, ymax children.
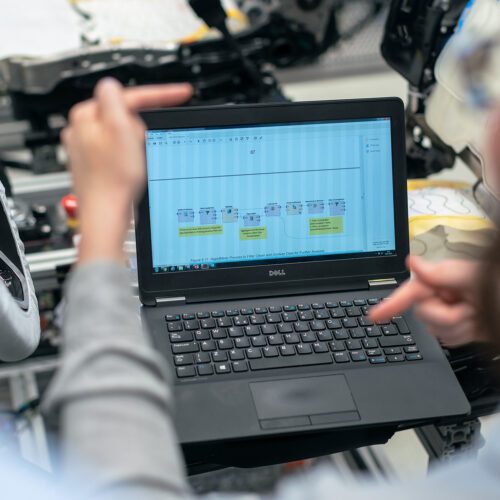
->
<box><xmin>370</xmin><ymin>256</ymin><xmax>486</xmax><ymax>347</ymax></box>
<box><xmin>61</xmin><ymin>78</ymin><xmax>192</xmax><ymax>265</ymax></box>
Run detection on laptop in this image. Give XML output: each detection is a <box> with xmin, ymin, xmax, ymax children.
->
<box><xmin>136</xmin><ymin>98</ymin><xmax>470</xmax><ymax>447</ymax></box>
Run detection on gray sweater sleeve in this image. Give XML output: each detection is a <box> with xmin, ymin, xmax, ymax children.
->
<box><xmin>43</xmin><ymin>262</ymin><xmax>191</xmax><ymax>500</ymax></box>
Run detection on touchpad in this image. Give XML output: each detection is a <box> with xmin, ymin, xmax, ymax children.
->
<box><xmin>250</xmin><ymin>375</ymin><xmax>358</xmax><ymax>421</ymax></box>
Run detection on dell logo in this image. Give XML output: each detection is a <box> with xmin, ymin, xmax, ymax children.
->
<box><xmin>269</xmin><ymin>269</ymin><xmax>286</xmax><ymax>277</ymax></box>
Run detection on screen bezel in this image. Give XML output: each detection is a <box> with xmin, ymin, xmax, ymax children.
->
<box><xmin>136</xmin><ymin>99</ymin><xmax>409</xmax><ymax>304</ymax></box>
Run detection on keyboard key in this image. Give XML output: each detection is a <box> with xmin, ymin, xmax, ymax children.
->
<box><xmin>200</xmin><ymin>340</ymin><xmax>216</xmax><ymax>351</ymax></box>
<box><xmin>174</xmin><ymin>354</ymin><xmax>193</xmax><ymax>366</ymax></box>
<box><xmin>330</xmin><ymin>340</ymin><xmax>345</xmax><ymax>352</ymax></box>
<box><xmin>250</xmin><ymin>315</ymin><xmax>265</xmax><ymax>325</ymax></box>
<box><xmin>251</xmin><ymin>336</ymin><xmax>267</xmax><ymax>347</ymax></box>
<box><xmin>334</xmin><ymin>351</ymin><xmax>349</xmax><ymax>363</ymax></box>
<box><xmin>350</xmin><ymin>351</ymin><xmax>367</xmax><ymax>362</ymax></box>
<box><xmin>197</xmin><ymin>312</ymin><xmax>210</xmax><ymax>319</ymax></box>
<box><xmin>368</xmin><ymin>298</ymin><xmax>380</xmax><ymax>305</ymax></box>
<box><xmin>282</xmin><ymin>312</ymin><xmax>298</xmax><ymax>322</ymax></box>
<box><xmin>387</xmin><ymin>354</ymin><xmax>405</xmax><ymax>362</ymax></box>
<box><xmin>381</xmin><ymin>325</ymin><xmax>398</xmax><ymax>336</ymax></box>
<box><xmin>255</xmin><ymin>307</ymin><xmax>268</xmax><ymax>314</ymax></box>
<box><xmin>333</xmin><ymin>329</ymin><xmax>349</xmax><ymax>340</ymax></box>
<box><xmin>177</xmin><ymin>366</ymin><xmax>196</xmax><ymax>378</ymax></box>
<box><xmin>172</xmin><ymin>342</ymin><xmax>199</xmax><ymax>354</ymax></box>
<box><xmin>241</xmin><ymin>308</ymin><xmax>254</xmax><ymax>315</ymax></box>
<box><xmin>170</xmin><ymin>332</ymin><xmax>193</xmax><ymax>343</ymax></box>
<box><xmin>263</xmin><ymin>346</ymin><xmax>279</xmax><ymax>357</ymax></box>
<box><xmin>246</xmin><ymin>348</ymin><xmax>262</xmax><ymax>359</ymax></box>
<box><xmin>201</xmin><ymin>318</ymin><xmax>216</xmax><ymax>329</ymax></box>
<box><xmin>326</xmin><ymin>302</ymin><xmax>338</xmax><ymax>308</ymax></box>
<box><xmin>301</xmin><ymin>331</ymin><xmax>317</xmax><ymax>343</ymax></box>
<box><xmin>346</xmin><ymin>339</ymin><xmax>362</xmax><ymax>350</ymax></box>
<box><xmin>218</xmin><ymin>338</ymin><xmax>233</xmax><ymax>350</ymax></box>
<box><xmin>326</xmin><ymin>319</ymin><xmax>342</xmax><ymax>330</ymax></box>
<box><xmin>312</xmin><ymin>302</ymin><xmax>325</xmax><ymax>309</ymax></box>
<box><xmin>297</xmin><ymin>344</ymin><xmax>312</xmax><ymax>355</ymax></box>
<box><xmin>182</xmin><ymin>313</ymin><xmax>195</xmax><ymax>320</ymax></box>
<box><xmin>369</xmin><ymin>356</ymin><xmax>387</xmax><ymax>364</ymax></box>
<box><xmin>279</xmin><ymin>345</ymin><xmax>296</xmax><ymax>356</ymax></box>
<box><xmin>317</xmin><ymin>330</ymin><xmax>333</xmax><ymax>341</ymax></box>
<box><xmin>234</xmin><ymin>316</ymin><xmax>249</xmax><ymax>326</ymax></box>
<box><xmin>384</xmin><ymin>347</ymin><xmax>402</xmax><ymax>355</ymax></box>
<box><xmin>404</xmin><ymin>346</ymin><xmax>419</xmax><ymax>353</ymax></box>
<box><xmin>379</xmin><ymin>335</ymin><xmax>415</xmax><ymax>348</ymax></box>
<box><xmin>195</xmin><ymin>329</ymin><xmax>210</xmax><ymax>341</ymax></box>
<box><xmin>294</xmin><ymin>322</ymin><xmax>309</xmax><ymax>332</ymax></box>
<box><xmin>215</xmin><ymin>363</ymin><xmax>231</xmax><ymax>374</ymax></box>
<box><xmin>310</xmin><ymin>320</ymin><xmax>326</xmax><ymax>331</ymax></box>
<box><xmin>298</xmin><ymin>311</ymin><xmax>314</xmax><ymax>321</ymax></box>
<box><xmin>211</xmin><ymin>328</ymin><xmax>227</xmax><ymax>339</ymax></box>
<box><xmin>167</xmin><ymin>322</ymin><xmax>183</xmax><ymax>332</ymax></box>
<box><xmin>277</xmin><ymin>323</ymin><xmax>293</xmax><ymax>333</ymax></box>
<box><xmin>268</xmin><ymin>335</ymin><xmax>284</xmax><ymax>346</ymax></box>
<box><xmin>362</xmin><ymin>338</ymin><xmax>378</xmax><ymax>349</ymax></box>
<box><xmin>366</xmin><ymin>348</ymin><xmax>382</xmax><ymax>357</ymax></box>
<box><xmin>358</xmin><ymin>316</ymin><xmax>374</xmax><ymax>327</ymax></box>
<box><xmin>406</xmin><ymin>353</ymin><xmax>423</xmax><ymax>361</ymax></box>
<box><xmin>313</xmin><ymin>342</ymin><xmax>329</xmax><ymax>353</ymax></box>
<box><xmin>330</xmin><ymin>309</ymin><xmax>346</xmax><ymax>318</ymax></box>
<box><xmin>234</xmin><ymin>337</ymin><xmax>251</xmax><ymax>349</ymax></box>
<box><xmin>365</xmin><ymin>326</ymin><xmax>381</xmax><ymax>337</ymax></box>
<box><xmin>250</xmin><ymin>353</ymin><xmax>332</xmax><ymax>370</ymax></box>
<box><xmin>342</xmin><ymin>318</ymin><xmax>358</xmax><ymax>329</ymax></box>
<box><xmin>266</xmin><ymin>313</ymin><xmax>282</xmax><ymax>323</ymax></box>
<box><xmin>269</xmin><ymin>306</ymin><xmax>282</xmax><ymax>313</ymax></box>
<box><xmin>228</xmin><ymin>326</ymin><xmax>244</xmax><ymax>337</ymax></box>
<box><xmin>229</xmin><ymin>349</ymin><xmax>245</xmax><ymax>361</ymax></box>
<box><xmin>314</xmin><ymin>310</ymin><xmax>330</xmax><ymax>320</ymax></box>
<box><xmin>297</xmin><ymin>304</ymin><xmax>310</xmax><ymax>310</ymax></box>
<box><xmin>262</xmin><ymin>324</ymin><xmax>277</xmax><ymax>335</ymax></box>
<box><xmin>346</xmin><ymin>307</ymin><xmax>361</xmax><ymax>317</ymax></box>
<box><xmin>197</xmin><ymin>364</ymin><xmax>214</xmax><ymax>376</ymax></box>
<box><xmin>340</xmin><ymin>300</ymin><xmax>352</xmax><ymax>307</ymax></box>
<box><xmin>217</xmin><ymin>317</ymin><xmax>232</xmax><ymax>328</ymax></box>
<box><xmin>195</xmin><ymin>352</ymin><xmax>211</xmax><ymax>364</ymax></box>
<box><xmin>244</xmin><ymin>325</ymin><xmax>260</xmax><ymax>336</ymax></box>
<box><xmin>212</xmin><ymin>351</ymin><xmax>228</xmax><ymax>362</ymax></box>
<box><xmin>211</xmin><ymin>311</ymin><xmax>225</xmax><ymax>318</ymax></box>
<box><xmin>353</xmin><ymin>299</ymin><xmax>366</xmax><ymax>306</ymax></box>
<box><xmin>232</xmin><ymin>361</ymin><xmax>249</xmax><ymax>372</ymax></box>
<box><xmin>283</xmin><ymin>305</ymin><xmax>297</xmax><ymax>312</ymax></box>
<box><xmin>165</xmin><ymin>314</ymin><xmax>180</xmax><ymax>322</ymax></box>
<box><xmin>392</xmin><ymin>316</ymin><xmax>410</xmax><ymax>334</ymax></box>
<box><xmin>284</xmin><ymin>333</ymin><xmax>300</xmax><ymax>344</ymax></box>
<box><xmin>349</xmin><ymin>328</ymin><xmax>365</xmax><ymax>339</ymax></box>
<box><xmin>226</xmin><ymin>309</ymin><xmax>239</xmax><ymax>316</ymax></box>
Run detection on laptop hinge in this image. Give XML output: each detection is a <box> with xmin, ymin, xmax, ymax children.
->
<box><xmin>155</xmin><ymin>296</ymin><xmax>186</xmax><ymax>306</ymax></box>
<box><xmin>368</xmin><ymin>278</ymin><xmax>397</xmax><ymax>289</ymax></box>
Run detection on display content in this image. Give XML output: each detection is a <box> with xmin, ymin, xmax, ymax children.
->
<box><xmin>146</xmin><ymin>118</ymin><xmax>396</xmax><ymax>274</ymax></box>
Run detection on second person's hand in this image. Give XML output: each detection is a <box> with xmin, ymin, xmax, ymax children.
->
<box><xmin>370</xmin><ymin>256</ymin><xmax>486</xmax><ymax>347</ymax></box>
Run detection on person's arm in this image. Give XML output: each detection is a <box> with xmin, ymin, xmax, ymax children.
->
<box><xmin>43</xmin><ymin>79</ymin><xmax>194</xmax><ymax>499</ymax></box>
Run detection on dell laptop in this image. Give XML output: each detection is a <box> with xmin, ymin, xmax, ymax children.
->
<box><xmin>136</xmin><ymin>98</ymin><xmax>470</xmax><ymax>446</ymax></box>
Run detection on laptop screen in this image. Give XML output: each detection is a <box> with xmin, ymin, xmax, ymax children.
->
<box><xmin>145</xmin><ymin>118</ymin><xmax>396</xmax><ymax>274</ymax></box>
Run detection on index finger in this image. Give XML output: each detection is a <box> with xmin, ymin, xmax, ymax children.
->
<box><xmin>122</xmin><ymin>83</ymin><xmax>193</xmax><ymax>111</ymax></box>
<box><xmin>369</xmin><ymin>279</ymin><xmax>433</xmax><ymax>322</ymax></box>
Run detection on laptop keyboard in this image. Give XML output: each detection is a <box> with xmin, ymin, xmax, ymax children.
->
<box><xmin>166</xmin><ymin>298</ymin><xmax>422</xmax><ymax>379</ymax></box>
